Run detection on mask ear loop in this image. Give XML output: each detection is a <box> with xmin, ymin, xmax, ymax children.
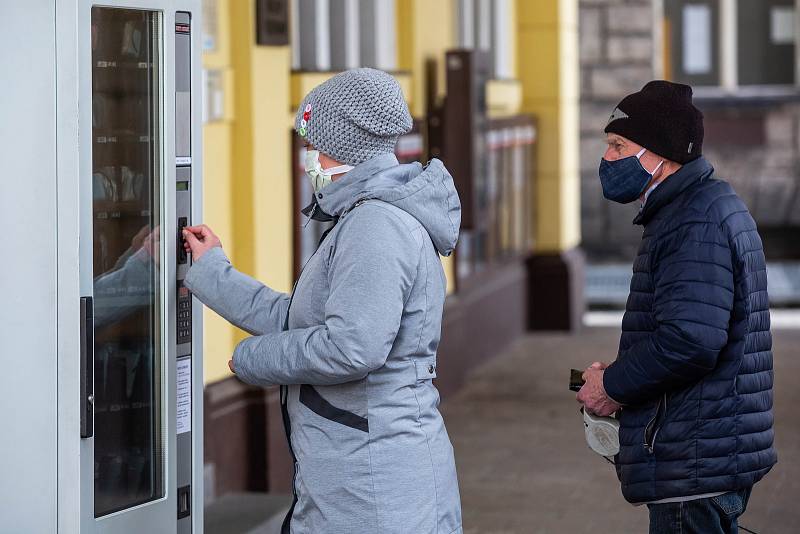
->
<box><xmin>636</xmin><ymin>148</ymin><xmax>664</xmax><ymax>176</ymax></box>
<box><xmin>321</xmin><ymin>164</ymin><xmax>355</xmax><ymax>176</ymax></box>
<box><xmin>650</xmin><ymin>160</ymin><xmax>664</xmax><ymax>175</ymax></box>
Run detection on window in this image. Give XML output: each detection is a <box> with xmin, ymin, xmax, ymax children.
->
<box><xmin>664</xmin><ymin>0</ymin><xmax>798</xmax><ymax>89</ymax></box>
<box><xmin>291</xmin><ymin>0</ymin><xmax>397</xmax><ymax>71</ymax></box>
<box><xmin>456</xmin><ymin>0</ymin><xmax>514</xmax><ymax>79</ymax></box>
<box><xmin>738</xmin><ymin>0</ymin><xmax>796</xmax><ymax>85</ymax></box>
<box><xmin>455</xmin><ymin>117</ymin><xmax>536</xmax><ymax>282</ymax></box>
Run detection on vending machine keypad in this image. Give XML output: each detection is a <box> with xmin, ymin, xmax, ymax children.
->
<box><xmin>177</xmin><ymin>281</ymin><xmax>192</xmax><ymax>344</ymax></box>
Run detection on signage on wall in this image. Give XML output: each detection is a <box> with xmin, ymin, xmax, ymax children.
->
<box><xmin>202</xmin><ymin>69</ymin><xmax>225</xmax><ymax>123</ymax></box>
<box><xmin>256</xmin><ymin>0</ymin><xmax>290</xmax><ymax>46</ymax></box>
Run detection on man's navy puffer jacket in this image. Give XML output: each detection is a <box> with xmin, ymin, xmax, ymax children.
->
<box><xmin>603</xmin><ymin>157</ymin><xmax>776</xmax><ymax>504</ymax></box>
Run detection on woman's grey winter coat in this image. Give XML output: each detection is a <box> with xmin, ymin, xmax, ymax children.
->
<box><xmin>185</xmin><ymin>153</ymin><xmax>463</xmax><ymax>533</ymax></box>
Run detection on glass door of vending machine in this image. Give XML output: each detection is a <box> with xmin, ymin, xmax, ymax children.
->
<box><xmin>77</xmin><ymin>2</ymin><xmax>201</xmax><ymax>532</ymax></box>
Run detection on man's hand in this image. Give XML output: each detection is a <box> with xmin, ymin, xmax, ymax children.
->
<box><xmin>182</xmin><ymin>224</ymin><xmax>222</xmax><ymax>261</ymax></box>
<box><xmin>576</xmin><ymin>362</ymin><xmax>621</xmax><ymax>416</ymax></box>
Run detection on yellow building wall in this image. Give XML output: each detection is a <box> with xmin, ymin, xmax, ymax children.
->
<box><xmin>516</xmin><ymin>0</ymin><xmax>581</xmax><ymax>253</ymax></box>
<box><xmin>201</xmin><ymin>122</ymin><xmax>236</xmax><ymax>384</ymax></box>
<box><xmin>396</xmin><ymin>0</ymin><xmax>458</xmax><ymax>293</ymax></box>
<box><xmin>201</xmin><ymin>0</ymin><xmax>237</xmax><ymax>384</ymax></box>
<box><xmin>202</xmin><ymin>0</ymin><xmax>294</xmax><ymax>384</ymax></box>
<box><xmin>201</xmin><ymin>0</ymin><xmax>541</xmax><ymax>383</ymax></box>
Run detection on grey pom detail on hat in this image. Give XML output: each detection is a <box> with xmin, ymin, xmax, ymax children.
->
<box><xmin>294</xmin><ymin>68</ymin><xmax>413</xmax><ymax>167</ymax></box>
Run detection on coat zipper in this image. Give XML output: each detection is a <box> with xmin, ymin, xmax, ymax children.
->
<box><xmin>303</xmin><ymin>203</ymin><xmax>317</xmax><ymax>228</ymax></box>
<box><xmin>278</xmin><ymin>198</ymin><xmax>370</xmax><ymax>532</ymax></box>
<box><xmin>279</xmin><ymin>385</ymin><xmax>298</xmax><ymax>534</ymax></box>
<box><xmin>279</xmin><ymin>230</ymin><xmax>324</xmax><ymax>534</ymax></box>
<box><xmin>279</xmin><ymin>202</ymin><xmax>363</xmax><ymax>533</ymax></box>
<box><xmin>644</xmin><ymin>393</ymin><xmax>668</xmax><ymax>454</ymax></box>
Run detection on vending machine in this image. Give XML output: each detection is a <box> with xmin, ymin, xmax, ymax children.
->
<box><xmin>0</xmin><ymin>1</ymin><xmax>203</xmax><ymax>533</ymax></box>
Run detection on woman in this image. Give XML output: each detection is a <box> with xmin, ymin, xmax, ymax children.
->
<box><xmin>182</xmin><ymin>68</ymin><xmax>463</xmax><ymax>533</ymax></box>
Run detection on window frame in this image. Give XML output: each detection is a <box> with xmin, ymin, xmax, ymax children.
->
<box><xmin>662</xmin><ymin>0</ymin><xmax>800</xmax><ymax>97</ymax></box>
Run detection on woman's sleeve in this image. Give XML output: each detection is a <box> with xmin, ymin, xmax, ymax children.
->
<box><xmin>231</xmin><ymin>206</ymin><xmax>421</xmax><ymax>387</ymax></box>
<box><xmin>184</xmin><ymin>247</ymin><xmax>290</xmax><ymax>336</ymax></box>
<box><xmin>93</xmin><ymin>248</ymin><xmax>154</xmax><ymax>328</ymax></box>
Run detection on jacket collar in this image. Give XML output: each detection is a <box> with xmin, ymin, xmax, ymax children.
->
<box><xmin>633</xmin><ymin>157</ymin><xmax>715</xmax><ymax>226</ymax></box>
<box><xmin>303</xmin><ymin>153</ymin><xmax>400</xmax><ymax>220</ymax></box>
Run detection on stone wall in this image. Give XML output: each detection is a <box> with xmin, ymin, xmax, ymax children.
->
<box><xmin>578</xmin><ymin>0</ymin><xmax>800</xmax><ymax>262</ymax></box>
<box><xmin>579</xmin><ymin>0</ymin><xmax>658</xmax><ymax>261</ymax></box>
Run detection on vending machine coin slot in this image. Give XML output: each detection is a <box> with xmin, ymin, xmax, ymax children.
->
<box><xmin>177</xmin><ymin>216</ymin><xmax>188</xmax><ymax>264</ymax></box>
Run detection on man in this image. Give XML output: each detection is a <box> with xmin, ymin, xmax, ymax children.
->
<box><xmin>577</xmin><ymin>80</ymin><xmax>776</xmax><ymax>533</ymax></box>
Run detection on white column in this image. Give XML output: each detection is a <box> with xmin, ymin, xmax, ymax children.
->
<box><xmin>330</xmin><ymin>0</ymin><xmax>360</xmax><ymax>69</ymax></box>
<box><xmin>344</xmin><ymin>0</ymin><xmax>360</xmax><ymax>68</ymax></box>
<box><xmin>297</xmin><ymin>0</ymin><xmax>331</xmax><ymax>70</ymax></box>
<box><xmin>476</xmin><ymin>0</ymin><xmax>492</xmax><ymax>51</ymax></box>
<box><xmin>291</xmin><ymin>0</ymin><xmax>301</xmax><ymax>69</ymax></box>
<box><xmin>796</xmin><ymin>0</ymin><xmax>800</xmax><ymax>86</ymax></box>
<box><xmin>360</xmin><ymin>0</ymin><xmax>396</xmax><ymax>71</ymax></box>
<box><xmin>374</xmin><ymin>0</ymin><xmax>397</xmax><ymax>71</ymax></box>
<box><xmin>315</xmin><ymin>0</ymin><xmax>331</xmax><ymax>70</ymax></box>
<box><xmin>492</xmin><ymin>0</ymin><xmax>511</xmax><ymax>79</ymax></box>
<box><xmin>651</xmin><ymin>0</ymin><xmax>664</xmax><ymax>79</ymax></box>
<box><xmin>720</xmin><ymin>0</ymin><xmax>738</xmax><ymax>90</ymax></box>
<box><xmin>459</xmin><ymin>0</ymin><xmax>475</xmax><ymax>48</ymax></box>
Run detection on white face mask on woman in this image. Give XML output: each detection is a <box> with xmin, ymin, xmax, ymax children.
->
<box><xmin>304</xmin><ymin>149</ymin><xmax>354</xmax><ymax>192</ymax></box>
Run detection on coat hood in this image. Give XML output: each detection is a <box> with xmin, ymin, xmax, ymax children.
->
<box><xmin>305</xmin><ymin>153</ymin><xmax>462</xmax><ymax>256</ymax></box>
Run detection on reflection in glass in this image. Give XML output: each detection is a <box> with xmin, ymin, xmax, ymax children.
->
<box><xmin>91</xmin><ymin>7</ymin><xmax>163</xmax><ymax>517</ymax></box>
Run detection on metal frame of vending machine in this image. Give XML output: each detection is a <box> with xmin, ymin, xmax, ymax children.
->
<box><xmin>50</xmin><ymin>1</ymin><xmax>203</xmax><ymax>532</ymax></box>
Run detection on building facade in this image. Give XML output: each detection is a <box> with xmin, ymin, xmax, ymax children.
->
<box><xmin>580</xmin><ymin>0</ymin><xmax>800</xmax><ymax>262</ymax></box>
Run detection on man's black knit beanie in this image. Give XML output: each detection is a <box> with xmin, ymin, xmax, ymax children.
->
<box><xmin>604</xmin><ymin>80</ymin><xmax>704</xmax><ymax>164</ymax></box>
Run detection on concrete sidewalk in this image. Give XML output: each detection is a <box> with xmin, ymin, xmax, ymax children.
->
<box><xmin>441</xmin><ymin>327</ymin><xmax>800</xmax><ymax>533</ymax></box>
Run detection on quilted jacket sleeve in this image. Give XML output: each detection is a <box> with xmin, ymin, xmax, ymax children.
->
<box><xmin>184</xmin><ymin>247</ymin><xmax>290</xmax><ymax>336</ymax></box>
<box><xmin>604</xmin><ymin>220</ymin><xmax>734</xmax><ymax>405</ymax></box>
<box><xmin>230</xmin><ymin>205</ymin><xmax>420</xmax><ymax>387</ymax></box>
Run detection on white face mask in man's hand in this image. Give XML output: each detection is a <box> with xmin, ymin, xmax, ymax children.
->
<box><xmin>304</xmin><ymin>149</ymin><xmax>354</xmax><ymax>192</ymax></box>
<box><xmin>583</xmin><ymin>408</ymin><xmax>620</xmax><ymax>459</ymax></box>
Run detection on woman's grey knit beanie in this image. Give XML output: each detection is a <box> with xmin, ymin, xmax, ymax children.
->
<box><xmin>294</xmin><ymin>68</ymin><xmax>413</xmax><ymax>166</ymax></box>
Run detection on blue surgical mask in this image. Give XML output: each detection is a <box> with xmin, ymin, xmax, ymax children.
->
<box><xmin>599</xmin><ymin>148</ymin><xmax>663</xmax><ymax>204</ymax></box>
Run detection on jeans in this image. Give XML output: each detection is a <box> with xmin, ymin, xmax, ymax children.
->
<box><xmin>647</xmin><ymin>488</ymin><xmax>752</xmax><ymax>534</ymax></box>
